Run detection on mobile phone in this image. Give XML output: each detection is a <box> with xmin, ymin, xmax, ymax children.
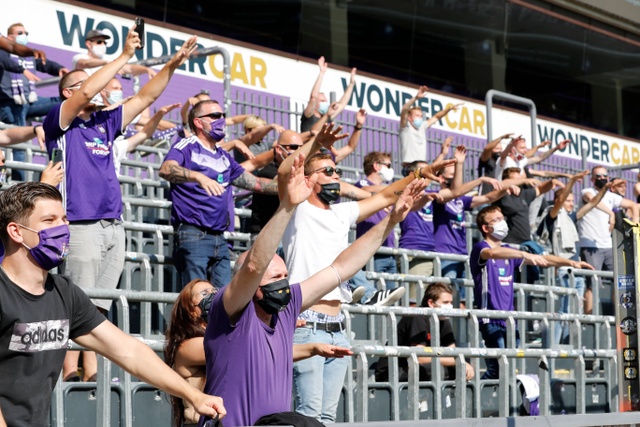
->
<box><xmin>135</xmin><ymin>17</ymin><xmax>145</xmax><ymax>50</ymax></box>
<box><xmin>51</xmin><ymin>148</ymin><xmax>63</xmax><ymax>164</ymax></box>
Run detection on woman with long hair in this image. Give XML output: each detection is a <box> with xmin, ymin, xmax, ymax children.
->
<box><xmin>164</xmin><ymin>279</ymin><xmax>215</xmax><ymax>426</ymax></box>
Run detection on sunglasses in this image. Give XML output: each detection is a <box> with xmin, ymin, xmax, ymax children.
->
<box><xmin>313</xmin><ymin>166</ymin><xmax>342</xmax><ymax>177</ymax></box>
<box><xmin>281</xmin><ymin>144</ymin><xmax>301</xmax><ymax>151</ymax></box>
<box><xmin>594</xmin><ymin>174</ymin><xmax>608</xmax><ymax>178</ymax></box>
<box><xmin>65</xmin><ymin>80</ymin><xmax>86</xmax><ymax>90</ymax></box>
<box><xmin>198</xmin><ymin>112</ymin><xmax>226</xmax><ymax>120</ymax></box>
<box><xmin>91</xmin><ymin>39</ymin><xmax>106</xmax><ymax>45</ymax></box>
<box><xmin>377</xmin><ymin>162</ymin><xmax>391</xmax><ymax>168</ymax></box>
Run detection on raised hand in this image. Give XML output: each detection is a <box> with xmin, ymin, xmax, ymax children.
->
<box><xmin>557</xmin><ymin>139</ymin><xmax>570</xmax><ymax>150</ymax></box>
<box><xmin>441</xmin><ymin>136</ymin><xmax>452</xmax><ymax>156</ymax></box>
<box><xmin>123</xmin><ymin>25</ymin><xmax>141</xmax><ymax>57</ymax></box>
<box><xmin>390</xmin><ymin>179</ymin><xmax>429</xmax><ymax>224</ymax></box>
<box><xmin>570</xmin><ymin>170</ymin><xmax>589</xmax><ymax>181</ymax></box>
<box><xmin>318</xmin><ymin>56</ymin><xmax>328</xmax><ymax>73</ymax></box>
<box><xmin>312</xmin><ymin>343</ymin><xmax>353</xmax><ymax>358</ymax></box>
<box><xmin>158</xmin><ymin>103</ymin><xmax>181</xmax><ymax>115</ymax></box>
<box><xmin>355</xmin><ymin>108</ymin><xmax>367</xmax><ymax>126</ymax></box>
<box><xmin>314</xmin><ymin>122</ymin><xmax>349</xmax><ymax>150</ymax></box>
<box><xmin>417</xmin><ymin>85</ymin><xmax>429</xmax><ymax>98</ymax></box>
<box><xmin>453</xmin><ymin>145</ymin><xmax>466</xmax><ymax>163</ymax></box>
<box><xmin>284</xmin><ymin>153</ymin><xmax>316</xmax><ymax>207</ymax></box>
<box><xmin>522</xmin><ymin>253</ymin><xmax>548</xmax><ymax>267</ymax></box>
<box><xmin>171</xmin><ymin>36</ymin><xmax>198</xmax><ymax>68</ymax></box>
<box><xmin>419</xmin><ymin>158</ymin><xmax>457</xmax><ymax>182</ymax></box>
<box><xmin>481</xmin><ymin>176</ymin><xmax>502</xmax><ymax>191</ymax></box>
<box><xmin>40</xmin><ymin>161</ymin><xmax>64</xmax><ymax>187</ymax></box>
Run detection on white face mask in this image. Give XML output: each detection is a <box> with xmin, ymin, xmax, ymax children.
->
<box><xmin>15</xmin><ymin>34</ymin><xmax>28</xmax><ymax>46</ymax></box>
<box><xmin>107</xmin><ymin>90</ymin><xmax>123</xmax><ymax>105</ymax></box>
<box><xmin>318</xmin><ymin>101</ymin><xmax>330</xmax><ymax>115</ymax></box>
<box><xmin>91</xmin><ymin>43</ymin><xmax>107</xmax><ymax>58</ymax></box>
<box><xmin>379</xmin><ymin>167</ymin><xmax>395</xmax><ymax>182</ymax></box>
<box><xmin>490</xmin><ymin>220</ymin><xmax>509</xmax><ymax>241</ymax></box>
<box><xmin>437</xmin><ymin>303</ymin><xmax>453</xmax><ymax>310</ymax></box>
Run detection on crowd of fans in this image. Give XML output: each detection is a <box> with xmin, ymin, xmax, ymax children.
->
<box><xmin>0</xmin><ymin>19</ymin><xmax>631</xmax><ymax>427</ymax></box>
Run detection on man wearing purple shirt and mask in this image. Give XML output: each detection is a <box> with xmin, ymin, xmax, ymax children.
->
<box><xmin>470</xmin><ymin>205</ymin><xmax>594</xmax><ymax>379</ymax></box>
<box><xmin>159</xmin><ymin>99</ymin><xmax>280</xmax><ymax>290</ymax></box>
<box><xmin>43</xmin><ymin>25</ymin><xmax>197</xmax><ymax>382</ymax></box>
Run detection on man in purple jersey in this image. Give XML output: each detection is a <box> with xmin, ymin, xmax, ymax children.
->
<box><xmin>160</xmin><ymin>101</ymin><xmax>350</xmax><ymax>290</ymax></box>
<box><xmin>42</xmin><ymin>25</ymin><xmax>197</xmax><ymax>382</ymax></box>
<box><xmin>199</xmin><ymin>154</ymin><xmax>426</xmax><ymax>427</ymax></box>
<box><xmin>470</xmin><ymin>205</ymin><xmax>593</xmax><ymax>379</ymax></box>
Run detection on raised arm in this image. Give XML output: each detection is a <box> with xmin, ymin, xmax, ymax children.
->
<box><xmin>125</xmin><ymin>103</ymin><xmax>181</xmax><ymax>152</ymax></box>
<box><xmin>240</xmin><ymin>149</ymin><xmax>275</xmax><ymax>173</ymax></box>
<box><xmin>327</xmin><ymin>67</ymin><xmax>357</xmax><ymax>121</ymax></box>
<box><xmin>498</xmin><ymin>136</ymin><xmax>519</xmax><ymax>167</ymax></box>
<box><xmin>425</xmin><ymin>102</ymin><xmax>463</xmax><ymax>128</ymax></box>
<box><xmin>302</xmin><ymin>56</ymin><xmax>328</xmax><ymax>118</ymax></box>
<box><xmin>525</xmin><ymin>140</ymin><xmax>551</xmax><ymax>158</ymax></box>
<box><xmin>356</xmin><ymin>158</ymin><xmax>456</xmax><ymax>222</ymax></box>
<box><xmin>340</xmin><ymin>181</ymin><xmax>372</xmax><ymax>201</ymax></box>
<box><xmin>577</xmin><ymin>181</ymin><xmax>612</xmax><ymax>221</ymax></box>
<box><xmin>300</xmin><ymin>179</ymin><xmax>426</xmax><ymax>309</ymax></box>
<box><xmin>122</xmin><ymin>36</ymin><xmax>197</xmax><ymax>126</ymax></box>
<box><xmin>480</xmin><ymin>133</ymin><xmax>513</xmax><ymax>162</ymax></box>
<box><xmin>60</xmin><ymin>27</ymin><xmax>139</xmax><ymax>128</ymax></box>
<box><xmin>528</xmin><ymin>139</ymin><xmax>569</xmax><ymax>165</ymax></box>
<box><xmin>223</xmin><ymin>154</ymin><xmax>315</xmax><ymax>318</ymax></box>
<box><xmin>0</xmin><ymin>36</ymin><xmax>45</xmax><ymax>62</ymax></box>
<box><xmin>534</xmin><ymin>178</ymin><xmax>564</xmax><ymax>197</ymax></box>
<box><xmin>0</xmin><ymin>126</ymin><xmax>40</xmax><ymax>146</ymax></box>
<box><xmin>400</xmin><ymin>85</ymin><xmax>427</xmax><ymax>128</ymax></box>
<box><xmin>433</xmin><ymin>136</ymin><xmax>452</xmax><ymax>164</ymax></box>
<box><xmin>550</xmin><ymin>170</ymin><xmax>588</xmax><ymax>219</ymax></box>
<box><xmin>333</xmin><ymin>108</ymin><xmax>366</xmax><ymax>163</ymax></box>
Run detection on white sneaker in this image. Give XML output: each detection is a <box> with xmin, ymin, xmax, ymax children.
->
<box><xmin>351</xmin><ymin>286</ymin><xmax>366</xmax><ymax>304</ymax></box>
<box><xmin>365</xmin><ymin>288</ymin><xmax>405</xmax><ymax>306</ymax></box>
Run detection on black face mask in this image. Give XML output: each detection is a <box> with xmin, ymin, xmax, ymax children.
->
<box><xmin>256</xmin><ymin>279</ymin><xmax>291</xmax><ymax>315</ymax></box>
<box><xmin>199</xmin><ymin>292</ymin><xmax>215</xmax><ymax>322</ymax></box>
<box><xmin>317</xmin><ymin>182</ymin><xmax>341</xmax><ymax>205</ymax></box>
<box><xmin>492</xmin><ymin>152</ymin><xmax>500</xmax><ymax>161</ymax></box>
<box><xmin>594</xmin><ymin>178</ymin><xmax>608</xmax><ymax>190</ymax></box>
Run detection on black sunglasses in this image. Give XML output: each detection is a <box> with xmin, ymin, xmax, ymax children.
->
<box><xmin>198</xmin><ymin>112</ymin><xmax>226</xmax><ymax>120</ymax></box>
<box><xmin>313</xmin><ymin>166</ymin><xmax>342</xmax><ymax>177</ymax></box>
<box><xmin>377</xmin><ymin>162</ymin><xmax>391</xmax><ymax>168</ymax></box>
<box><xmin>91</xmin><ymin>39</ymin><xmax>106</xmax><ymax>45</ymax></box>
<box><xmin>16</xmin><ymin>31</ymin><xmax>29</xmax><ymax>36</ymax></box>
<box><xmin>594</xmin><ymin>174</ymin><xmax>608</xmax><ymax>178</ymax></box>
<box><xmin>281</xmin><ymin>144</ymin><xmax>301</xmax><ymax>150</ymax></box>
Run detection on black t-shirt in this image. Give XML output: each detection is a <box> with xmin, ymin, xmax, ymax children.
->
<box><xmin>375</xmin><ymin>315</ymin><xmax>455</xmax><ymax>381</ymax></box>
<box><xmin>0</xmin><ymin>271</ymin><xmax>105</xmax><ymax>427</ymax></box>
<box><xmin>250</xmin><ymin>162</ymin><xmax>280</xmax><ymax>234</ymax></box>
<box><xmin>478</xmin><ymin>154</ymin><xmax>498</xmax><ymax>195</ymax></box>
<box><xmin>300</xmin><ymin>114</ymin><xmax>320</xmax><ymax>133</ymax></box>
<box><xmin>493</xmin><ymin>186</ymin><xmax>537</xmax><ymax>244</ymax></box>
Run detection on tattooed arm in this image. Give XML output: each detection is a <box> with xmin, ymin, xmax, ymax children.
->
<box><xmin>232</xmin><ymin>171</ymin><xmax>279</xmax><ymax>194</ymax></box>
<box><xmin>159</xmin><ymin>159</ymin><xmax>226</xmax><ymax>196</ymax></box>
<box><xmin>340</xmin><ymin>182</ymin><xmax>372</xmax><ymax>200</ymax></box>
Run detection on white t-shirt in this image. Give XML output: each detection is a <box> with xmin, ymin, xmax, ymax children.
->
<box><xmin>282</xmin><ymin>200</ymin><xmax>360</xmax><ymax>302</ymax></box>
<box><xmin>112</xmin><ymin>135</ymin><xmax>129</xmax><ymax>174</ymax></box>
<box><xmin>72</xmin><ymin>52</ymin><xmax>103</xmax><ymax>76</ymax></box>
<box><xmin>399</xmin><ymin>121</ymin><xmax>428</xmax><ymax>164</ymax></box>
<box><xmin>495</xmin><ymin>155</ymin><xmax>528</xmax><ymax>180</ymax></box>
<box><xmin>578</xmin><ymin>188</ymin><xmax>622</xmax><ymax>249</ymax></box>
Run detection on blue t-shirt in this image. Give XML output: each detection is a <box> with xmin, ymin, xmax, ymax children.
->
<box><xmin>470</xmin><ymin>240</ymin><xmax>523</xmax><ymax>327</ymax></box>
<box><xmin>354</xmin><ymin>178</ymin><xmax>394</xmax><ymax>248</ymax></box>
<box><xmin>201</xmin><ymin>284</ymin><xmax>303</xmax><ymax>427</ymax></box>
<box><xmin>165</xmin><ymin>137</ymin><xmax>245</xmax><ymax>231</ymax></box>
<box><xmin>43</xmin><ymin>102</ymin><xmax>124</xmax><ymax>221</ymax></box>
<box><xmin>433</xmin><ymin>195</ymin><xmax>473</xmax><ymax>255</ymax></box>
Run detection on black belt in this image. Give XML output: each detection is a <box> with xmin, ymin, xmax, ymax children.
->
<box><xmin>69</xmin><ymin>219</ymin><xmax>122</xmax><ymax>227</ymax></box>
<box><xmin>179</xmin><ymin>224</ymin><xmax>224</xmax><ymax>235</ymax></box>
<box><xmin>302</xmin><ymin>321</ymin><xmax>345</xmax><ymax>333</ymax></box>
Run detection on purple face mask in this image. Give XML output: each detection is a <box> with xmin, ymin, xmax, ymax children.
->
<box><xmin>208</xmin><ymin>117</ymin><xmax>226</xmax><ymax>142</ymax></box>
<box><xmin>20</xmin><ymin>223</ymin><xmax>70</xmax><ymax>270</ymax></box>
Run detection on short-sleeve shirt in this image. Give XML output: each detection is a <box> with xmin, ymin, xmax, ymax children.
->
<box><xmin>478</xmin><ymin>154</ymin><xmax>498</xmax><ymax>195</ymax></box>
<box><xmin>282</xmin><ymin>200</ymin><xmax>359</xmax><ymax>302</ymax></box>
<box><xmin>165</xmin><ymin>136</ymin><xmax>245</xmax><ymax>231</ymax></box>
<box><xmin>300</xmin><ymin>114</ymin><xmax>320</xmax><ymax>133</ymax></box>
<box><xmin>200</xmin><ymin>283</ymin><xmax>303</xmax><ymax>427</ymax></box>
<box><xmin>578</xmin><ymin>188</ymin><xmax>623</xmax><ymax>249</ymax></box>
<box><xmin>399</xmin><ymin>197</ymin><xmax>435</xmax><ymax>252</ymax></box>
<box><xmin>0</xmin><ymin>271</ymin><xmax>105</xmax><ymax>427</ymax></box>
<box><xmin>354</xmin><ymin>178</ymin><xmax>394</xmax><ymax>248</ymax></box>
<box><xmin>470</xmin><ymin>240</ymin><xmax>523</xmax><ymax>327</ymax></box>
<box><xmin>249</xmin><ymin>162</ymin><xmax>279</xmax><ymax>234</ymax></box>
<box><xmin>493</xmin><ymin>186</ymin><xmax>538</xmax><ymax>244</ymax></box>
<box><xmin>433</xmin><ymin>195</ymin><xmax>473</xmax><ymax>255</ymax></box>
<box><xmin>495</xmin><ymin>156</ymin><xmax>528</xmax><ymax>181</ymax></box>
<box><xmin>43</xmin><ymin>102</ymin><xmax>124</xmax><ymax>221</ymax></box>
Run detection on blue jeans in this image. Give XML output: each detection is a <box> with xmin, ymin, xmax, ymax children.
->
<box><xmin>554</xmin><ymin>267</ymin><xmax>586</xmax><ymax>345</ymax></box>
<box><xmin>173</xmin><ymin>224</ymin><xmax>231</xmax><ymax>290</ymax></box>
<box><xmin>293</xmin><ymin>326</ymin><xmax>351</xmax><ymax>423</ymax></box>
<box><xmin>348</xmin><ymin>269</ymin><xmax>376</xmax><ymax>303</ymax></box>
<box><xmin>374</xmin><ymin>254</ymin><xmax>397</xmax><ymax>290</ymax></box>
<box><xmin>441</xmin><ymin>259</ymin><xmax>466</xmax><ymax>301</ymax></box>
<box><xmin>480</xmin><ymin>322</ymin><xmax>520</xmax><ymax>379</ymax></box>
<box><xmin>26</xmin><ymin>96</ymin><xmax>61</xmax><ymax>120</ymax></box>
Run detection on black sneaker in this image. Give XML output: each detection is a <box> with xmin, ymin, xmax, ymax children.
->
<box><xmin>365</xmin><ymin>288</ymin><xmax>405</xmax><ymax>306</ymax></box>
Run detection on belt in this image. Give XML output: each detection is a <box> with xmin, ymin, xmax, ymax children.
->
<box><xmin>179</xmin><ymin>224</ymin><xmax>224</xmax><ymax>236</ymax></box>
<box><xmin>302</xmin><ymin>321</ymin><xmax>345</xmax><ymax>333</ymax></box>
<box><xmin>69</xmin><ymin>219</ymin><xmax>122</xmax><ymax>227</ymax></box>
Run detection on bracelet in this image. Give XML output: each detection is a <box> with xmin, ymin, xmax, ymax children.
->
<box><xmin>413</xmin><ymin>168</ymin><xmax>423</xmax><ymax>180</ymax></box>
<box><xmin>354</xmin><ymin>125</ymin><xmax>363</xmax><ymax>131</ymax></box>
<box><xmin>33</xmin><ymin>125</ymin><xmax>40</xmax><ymax>135</ymax></box>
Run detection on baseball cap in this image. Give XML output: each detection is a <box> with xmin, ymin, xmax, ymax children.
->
<box><xmin>86</xmin><ymin>29</ymin><xmax>111</xmax><ymax>41</ymax></box>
